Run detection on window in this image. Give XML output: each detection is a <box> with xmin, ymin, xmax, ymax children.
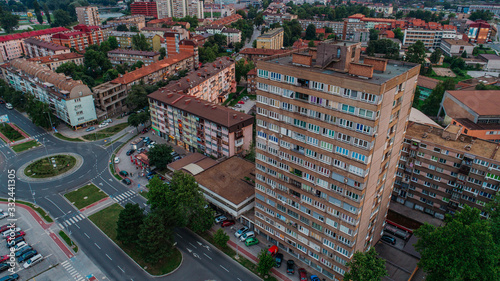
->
<box><xmin>258</xmin><ymin>69</ymin><xmax>269</xmax><ymax>78</ymax></box>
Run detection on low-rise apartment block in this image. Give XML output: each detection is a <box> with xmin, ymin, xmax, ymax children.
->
<box><xmin>27</xmin><ymin>52</ymin><xmax>84</xmax><ymax>70</ymax></box>
<box><xmin>156</xmin><ymin>57</ymin><xmax>235</xmax><ymax>103</ymax></box>
<box><xmin>403</xmin><ymin>28</ymin><xmax>458</xmax><ymax>49</ymax></box>
<box><xmin>440</xmin><ymin>39</ymin><xmax>473</xmax><ymax>57</ymax></box>
<box><xmin>194</xmin><ymin>25</ymin><xmax>242</xmax><ymax>45</ymax></box>
<box><xmin>92</xmin><ymin>52</ymin><xmax>195</xmax><ymax>117</ymax></box>
<box><xmin>148</xmin><ymin>90</ymin><xmax>254</xmax><ymax>158</ymax></box>
<box><xmin>107</xmin><ymin>49</ymin><xmax>160</xmax><ymax>66</ymax></box>
<box><xmin>211</xmin><ymin>14</ymin><xmax>242</xmax><ymax>26</ymax></box>
<box><xmin>466</xmin><ymin>20</ymin><xmax>492</xmax><ymax>44</ymax></box>
<box><xmin>106</xmin><ymin>31</ymin><xmax>161</xmax><ymax>51</ymax></box>
<box><xmin>108</xmin><ymin>15</ymin><xmax>146</xmax><ymax>30</ymax></box>
<box><xmin>0</xmin><ymin>59</ymin><xmax>97</xmax><ymax>127</ymax></box>
<box><xmin>239</xmin><ymin>48</ymin><xmax>290</xmax><ymax>62</ymax></box>
<box><xmin>393</xmin><ymin>121</ymin><xmax>500</xmax><ymax>221</ymax></box>
<box><xmin>256</xmin><ymin>28</ymin><xmax>284</xmax><ymax>50</ymax></box>
<box><xmin>76</xmin><ymin>6</ymin><xmax>100</xmax><ymax>26</ymax></box>
<box><xmin>0</xmin><ymin>27</ymin><xmax>69</xmax><ymax>62</ymax></box>
<box><xmin>51</xmin><ymin>25</ymin><xmax>104</xmax><ymax>52</ymax></box>
<box><xmin>24</xmin><ymin>38</ymin><xmax>70</xmax><ymax>58</ymax></box>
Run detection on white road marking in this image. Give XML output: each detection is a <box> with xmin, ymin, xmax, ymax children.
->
<box><xmin>203</xmin><ymin>253</ymin><xmax>212</xmax><ymax>260</ymax></box>
<box><xmin>176</xmin><ymin>233</ymin><xmax>183</xmax><ymax>238</ymax></box>
<box><xmin>74</xmin><ymin>224</ymin><xmax>80</xmax><ymax>229</ymax></box>
<box><xmin>220</xmin><ymin>265</ymin><xmax>229</xmax><ymax>272</ymax></box>
<box><xmin>189</xmin><ymin>242</ymin><xmax>197</xmax><ymax>248</ymax></box>
<box><xmin>94</xmin><ymin>243</ymin><xmax>101</xmax><ymax>249</ymax></box>
<box><xmin>106</xmin><ymin>254</ymin><xmax>112</xmax><ymax>260</ymax></box>
<box><xmin>84</xmin><ymin>233</ymin><xmax>90</xmax><ymax>239</ymax></box>
<box><xmin>69</xmin><ymin>218</ymin><xmax>75</xmax><ymax>224</ymax></box>
<box><xmin>117</xmin><ymin>266</ymin><xmax>125</xmax><ymax>273</ymax></box>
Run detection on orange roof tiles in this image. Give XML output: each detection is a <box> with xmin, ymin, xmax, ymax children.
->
<box><xmin>0</xmin><ymin>27</ymin><xmax>69</xmax><ymax>43</ymax></box>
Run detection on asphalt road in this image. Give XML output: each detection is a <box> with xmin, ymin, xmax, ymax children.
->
<box><xmin>0</xmin><ymin>107</ymin><xmax>261</xmax><ymax>281</ymax></box>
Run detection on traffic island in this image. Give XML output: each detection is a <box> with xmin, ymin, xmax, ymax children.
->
<box><xmin>89</xmin><ymin>203</ymin><xmax>183</xmax><ymax>275</ymax></box>
<box><xmin>11</xmin><ymin>140</ymin><xmax>41</xmax><ymax>152</ymax></box>
<box><xmin>24</xmin><ymin>154</ymin><xmax>77</xmax><ymax>178</ymax></box>
<box><xmin>82</xmin><ymin>123</ymin><xmax>129</xmax><ymax>141</ymax></box>
<box><xmin>64</xmin><ymin>184</ymin><xmax>108</xmax><ymax>210</ymax></box>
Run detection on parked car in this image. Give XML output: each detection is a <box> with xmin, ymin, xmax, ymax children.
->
<box><xmin>98</xmin><ymin>123</ymin><xmax>108</xmax><ymax>128</ymax></box>
<box><xmin>310</xmin><ymin>275</ymin><xmax>321</xmax><ymax>281</ymax></box>
<box><xmin>6</xmin><ymin>231</ymin><xmax>25</xmax><ymax>241</ymax></box>
<box><xmin>23</xmin><ymin>254</ymin><xmax>43</xmax><ymax>268</ymax></box>
<box><xmin>114</xmin><ymin>157</ymin><xmax>120</xmax><ymax>164</ymax></box>
<box><xmin>17</xmin><ymin>250</ymin><xmax>37</xmax><ymax>263</ymax></box>
<box><xmin>299</xmin><ymin>268</ymin><xmax>307</xmax><ymax>281</ymax></box>
<box><xmin>221</xmin><ymin>220</ymin><xmax>235</xmax><ymax>227</ymax></box>
<box><xmin>12</xmin><ymin>242</ymin><xmax>27</xmax><ymax>252</ymax></box>
<box><xmin>137</xmin><ymin>147</ymin><xmax>147</xmax><ymax>153</ymax></box>
<box><xmin>240</xmin><ymin>231</ymin><xmax>254</xmax><ymax>242</ymax></box>
<box><xmin>0</xmin><ymin>213</ymin><xmax>8</xmax><ymax>220</ymax></box>
<box><xmin>149</xmin><ymin>141</ymin><xmax>156</xmax><ymax>146</ymax></box>
<box><xmin>238</xmin><ymin>101</ymin><xmax>245</xmax><ymax>104</ymax></box>
<box><xmin>126</xmin><ymin>149</ymin><xmax>135</xmax><ymax>156</ymax></box>
<box><xmin>0</xmin><ymin>225</ymin><xmax>8</xmax><ymax>233</ymax></box>
<box><xmin>143</xmin><ymin>137</ymin><xmax>150</xmax><ymax>143</ymax></box>
<box><xmin>0</xmin><ymin>274</ymin><xmax>19</xmax><ymax>281</ymax></box>
<box><xmin>173</xmin><ymin>155</ymin><xmax>181</xmax><ymax>161</ymax></box>
<box><xmin>105</xmin><ymin>119</ymin><xmax>112</xmax><ymax>123</ymax></box>
<box><xmin>141</xmin><ymin>128</ymin><xmax>149</xmax><ymax>134</ymax></box>
<box><xmin>6</xmin><ymin>237</ymin><xmax>24</xmax><ymax>248</ymax></box>
<box><xmin>381</xmin><ymin>235</ymin><xmax>396</xmax><ymax>245</ymax></box>
<box><xmin>234</xmin><ymin>104</ymin><xmax>242</xmax><ymax>108</ymax></box>
<box><xmin>0</xmin><ymin>100</ymin><xmax>4</xmax><ymax>104</ymax></box>
<box><xmin>0</xmin><ymin>255</ymin><xmax>8</xmax><ymax>263</ymax></box>
<box><xmin>275</xmin><ymin>253</ymin><xmax>283</xmax><ymax>268</ymax></box>
<box><xmin>215</xmin><ymin>215</ymin><xmax>227</xmax><ymax>224</ymax></box>
<box><xmin>119</xmin><ymin>171</ymin><xmax>129</xmax><ymax>177</ymax></box>
<box><xmin>122</xmin><ymin>178</ymin><xmax>131</xmax><ymax>185</ymax></box>
<box><xmin>0</xmin><ymin>263</ymin><xmax>8</xmax><ymax>273</ymax></box>
<box><xmin>5</xmin><ymin>103</ymin><xmax>12</xmax><ymax>110</ymax></box>
<box><xmin>245</xmin><ymin>237</ymin><xmax>259</xmax><ymax>246</ymax></box>
<box><xmin>286</xmin><ymin>260</ymin><xmax>295</xmax><ymax>275</ymax></box>
<box><xmin>1</xmin><ymin>228</ymin><xmax>21</xmax><ymax>237</ymax></box>
<box><xmin>15</xmin><ymin>246</ymin><xmax>33</xmax><ymax>257</ymax></box>
<box><xmin>85</xmin><ymin>127</ymin><xmax>95</xmax><ymax>132</ymax></box>
<box><xmin>235</xmin><ymin>226</ymin><xmax>249</xmax><ymax>238</ymax></box>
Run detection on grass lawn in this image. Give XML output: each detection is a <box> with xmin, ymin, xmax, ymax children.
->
<box><xmin>139</xmin><ymin>191</ymin><xmax>149</xmax><ymax>199</ymax></box>
<box><xmin>59</xmin><ymin>230</ymin><xmax>78</xmax><ymax>253</ymax></box>
<box><xmin>54</xmin><ymin>133</ymin><xmax>84</xmax><ymax>142</ymax></box>
<box><xmin>24</xmin><ymin>155</ymin><xmax>76</xmax><ymax>178</ymax></box>
<box><xmin>0</xmin><ymin>124</ymin><xmax>24</xmax><ymax>142</ymax></box>
<box><xmin>425</xmin><ymin>70</ymin><xmax>472</xmax><ymax>83</ymax></box>
<box><xmin>0</xmin><ymin>198</ymin><xmax>53</xmax><ymax>222</ymax></box>
<box><xmin>64</xmin><ymin>184</ymin><xmax>108</xmax><ymax>210</ymax></box>
<box><xmin>11</xmin><ymin>140</ymin><xmax>40</xmax><ymax>152</ymax></box>
<box><xmin>89</xmin><ymin>204</ymin><xmax>182</xmax><ymax>275</ymax></box>
<box><xmin>82</xmin><ymin>123</ymin><xmax>129</xmax><ymax>141</ymax></box>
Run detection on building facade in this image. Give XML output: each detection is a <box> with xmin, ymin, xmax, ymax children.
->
<box><xmin>51</xmin><ymin>25</ymin><xmax>104</xmax><ymax>52</ymax></box>
<box><xmin>0</xmin><ymin>59</ymin><xmax>97</xmax><ymax>127</ymax></box>
<box><xmin>106</xmin><ymin>31</ymin><xmax>161</xmax><ymax>51</ymax></box>
<box><xmin>154</xmin><ymin>0</ymin><xmax>204</xmax><ymax>19</ymax></box>
<box><xmin>131</xmin><ymin>1</ymin><xmax>159</xmax><ymax>18</ymax></box>
<box><xmin>108</xmin><ymin>15</ymin><xmax>146</xmax><ymax>30</ymax></box>
<box><xmin>107</xmin><ymin>49</ymin><xmax>160</xmax><ymax>66</ymax></box>
<box><xmin>440</xmin><ymin>38</ymin><xmax>474</xmax><ymax>57</ymax></box>
<box><xmin>24</xmin><ymin>38</ymin><xmax>70</xmax><ymax>58</ymax></box>
<box><xmin>256</xmin><ymin>28</ymin><xmax>284</xmax><ymax>50</ymax></box>
<box><xmin>403</xmin><ymin>28</ymin><xmax>458</xmax><ymax>49</ymax></box>
<box><xmin>148</xmin><ymin>90</ymin><xmax>254</xmax><ymax>157</ymax></box>
<box><xmin>467</xmin><ymin>20</ymin><xmax>492</xmax><ymax>44</ymax></box>
<box><xmin>27</xmin><ymin>53</ymin><xmax>84</xmax><ymax>70</ymax></box>
<box><xmin>76</xmin><ymin>6</ymin><xmax>100</xmax><ymax>26</ymax></box>
<box><xmin>254</xmin><ymin>42</ymin><xmax>420</xmax><ymax>280</ymax></box>
<box><xmin>393</xmin><ymin>122</ymin><xmax>500</xmax><ymax>221</ymax></box>
<box><xmin>195</xmin><ymin>25</ymin><xmax>242</xmax><ymax>44</ymax></box>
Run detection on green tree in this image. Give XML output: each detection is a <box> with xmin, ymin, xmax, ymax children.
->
<box><xmin>469</xmin><ymin>10</ymin><xmax>493</xmax><ymax>21</ymax></box>
<box><xmin>235</xmin><ymin>59</ymin><xmax>255</xmax><ymax>83</ymax></box>
<box><xmin>405</xmin><ymin>40</ymin><xmax>426</xmax><ymax>64</ymax></box>
<box><xmin>108</xmin><ymin>36</ymin><xmax>118</xmax><ymax>50</ymax></box>
<box><xmin>344</xmin><ymin>248</ymin><xmax>387</xmax><ymax>281</ymax></box>
<box><xmin>393</xmin><ymin>27</ymin><xmax>404</xmax><ymax>41</ymax></box>
<box><xmin>116</xmin><ymin>203</ymin><xmax>145</xmax><ymax>245</ymax></box>
<box><xmin>126</xmin><ymin>85</ymin><xmax>150</xmax><ymax>110</ymax></box>
<box><xmin>420</xmin><ymin>78</ymin><xmax>455</xmax><ymax>116</ymax></box>
<box><xmin>325</xmin><ymin>26</ymin><xmax>333</xmax><ymax>33</ymax></box>
<box><xmin>485</xmin><ymin>193</ymin><xmax>500</xmax><ymax>245</ymax></box>
<box><xmin>130</xmin><ymin>26</ymin><xmax>139</xmax><ymax>32</ymax></box>
<box><xmin>159</xmin><ymin>47</ymin><xmax>166</xmax><ymax>60</ymax></box>
<box><xmin>254</xmin><ymin>12</ymin><xmax>264</xmax><ymax>26</ymax></box>
<box><xmin>475</xmin><ymin>82</ymin><xmax>500</xmax><ymax>90</ymax></box>
<box><xmin>308</xmin><ymin>40</ymin><xmax>316</xmax><ymax>47</ymax></box>
<box><xmin>131</xmin><ymin>60</ymin><xmax>144</xmax><ymax>70</ymax></box>
<box><xmin>132</xmin><ymin>34</ymin><xmax>151</xmax><ymax>51</ymax></box>
<box><xmin>429</xmin><ymin>49</ymin><xmax>442</xmax><ymax>64</ymax></box>
<box><xmin>461</xmin><ymin>50</ymin><xmax>468</xmax><ymax>58</ymax></box>
<box><xmin>305</xmin><ymin>24</ymin><xmax>316</xmax><ymax>40</ymax></box>
<box><xmin>257</xmin><ymin>250</ymin><xmax>275</xmax><ymax>276</ymax></box>
<box><xmin>0</xmin><ymin>7</ymin><xmax>20</xmax><ymax>34</ymax></box>
<box><xmin>43</xmin><ymin>3</ymin><xmax>51</xmax><ymax>24</ymax></box>
<box><xmin>52</xmin><ymin>9</ymin><xmax>73</xmax><ymax>27</ymax></box>
<box><xmin>366</xmin><ymin>39</ymin><xmax>399</xmax><ymax>59</ymax></box>
<box><xmin>415</xmin><ymin>206</ymin><xmax>500</xmax><ymax>281</ymax></box>
<box><xmin>103</xmin><ymin>69</ymin><xmax>119</xmax><ymax>81</ymax></box>
<box><xmin>84</xmin><ymin>49</ymin><xmax>112</xmax><ymax>78</ymax></box>
<box><xmin>26</xmin><ymin>99</ymin><xmax>58</xmax><ymax>129</ymax></box>
<box><xmin>33</xmin><ymin>1</ymin><xmax>43</xmax><ymax>24</ymax></box>
<box><xmin>252</xmin><ymin>40</ymin><xmax>257</xmax><ymax>48</ymax></box>
<box><xmin>213</xmin><ymin>228</ymin><xmax>230</xmax><ymax>248</ymax></box>
<box><xmin>117</xmin><ymin>24</ymin><xmax>128</xmax><ymax>31</ymax></box>
<box><xmin>369</xmin><ymin>28</ymin><xmax>379</xmax><ymax>41</ymax></box>
<box><xmin>147</xmin><ymin>144</ymin><xmax>173</xmax><ymax>169</ymax></box>
<box><xmin>188</xmin><ymin>205</ymin><xmax>214</xmax><ymax>233</ymax></box>
<box><xmin>138</xmin><ymin>208</ymin><xmax>175</xmax><ymax>264</ymax></box>
<box><xmin>127</xmin><ymin>113</ymin><xmax>142</xmax><ymax>132</ymax></box>
<box><xmin>413</xmin><ymin>87</ymin><xmax>422</xmax><ymax>108</ymax></box>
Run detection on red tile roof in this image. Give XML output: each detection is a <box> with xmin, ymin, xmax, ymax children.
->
<box><xmin>239</xmin><ymin>48</ymin><xmax>289</xmax><ymax>56</ymax></box>
<box><xmin>211</xmin><ymin>14</ymin><xmax>242</xmax><ymax>26</ymax></box>
<box><xmin>0</xmin><ymin>27</ymin><xmax>69</xmax><ymax>43</ymax></box>
<box><xmin>27</xmin><ymin>52</ymin><xmax>84</xmax><ymax>64</ymax></box>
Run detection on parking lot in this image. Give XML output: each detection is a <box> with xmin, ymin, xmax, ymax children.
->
<box><xmin>0</xmin><ymin>205</ymin><xmax>104</xmax><ymax>281</ymax></box>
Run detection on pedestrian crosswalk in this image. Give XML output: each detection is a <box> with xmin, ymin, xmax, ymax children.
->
<box><xmin>61</xmin><ymin>260</ymin><xmax>85</xmax><ymax>281</ymax></box>
<box><xmin>61</xmin><ymin>214</ymin><xmax>86</xmax><ymax>227</ymax></box>
<box><xmin>112</xmin><ymin>190</ymin><xmax>137</xmax><ymax>203</ymax></box>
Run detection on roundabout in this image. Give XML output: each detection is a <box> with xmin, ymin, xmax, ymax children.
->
<box><xmin>17</xmin><ymin>153</ymin><xmax>84</xmax><ymax>182</ymax></box>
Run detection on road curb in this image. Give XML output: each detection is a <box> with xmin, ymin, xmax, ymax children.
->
<box><xmin>16</xmin><ymin>152</ymin><xmax>85</xmax><ymax>183</ymax></box>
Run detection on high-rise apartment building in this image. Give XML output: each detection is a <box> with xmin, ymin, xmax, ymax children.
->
<box><xmin>155</xmin><ymin>0</ymin><xmax>204</xmax><ymax>19</ymax></box>
<box><xmin>254</xmin><ymin>42</ymin><xmax>420</xmax><ymax>280</ymax></box>
<box><xmin>75</xmin><ymin>6</ymin><xmax>100</xmax><ymax>26</ymax></box>
<box><xmin>131</xmin><ymin>1</ymin><xmax>159</xmax><ymax>18</ymax></box>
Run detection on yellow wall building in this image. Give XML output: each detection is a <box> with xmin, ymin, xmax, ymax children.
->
<box><xmin>256</xmin><ymin>28</ymin><xmax>284</xmax><ymax>50</ymax></box>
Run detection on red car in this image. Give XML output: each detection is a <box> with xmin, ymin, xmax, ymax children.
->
<box><xmin>221</xmin><ymin>220</ymin><xmax>235</xmax><ymax>227</ymax></box>
<box><xmin>298</xmin><ymin>268</ymin><xmax>307</xmax><ymax>281</ymax></box>
<box><xmin>0</xmin><ymin>100</ymin><xmax>5</xmax><ymax>104</ymax></box>
<box><xmin>141</xmin><ymin>128</ymin><xmax>149</xmax><ymax>134</ymax></box>
<box><xmin>0</xmin><ymin>255</ymin><xmax>8</xmax><ymax>263</ymax></box>
<box><xmin>6</xmin><ymin>231</ymin><xmax>25</xmax><ymax>241</ymax></box>
<box><xmin>238</xmin><ymin>101</ymin><xmax>245</xmax><ymax>104</ymax></box>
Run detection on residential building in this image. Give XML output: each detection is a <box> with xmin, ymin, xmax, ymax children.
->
<box><xmin>131</xmin><ymin>1</ymin><xmax>158</xmax><ymax>18</ymax></box>
<box><xmin>194</xmin><ymin>25</ymin><xmax>241</xmax><ymax>44</ymax></box>
<box><xmin>107</xmin><ymin>49</ymin><xmax>160</xmax><ymax>66</ymax></box>
<box><xmin>366</xmin><ymin>4</ymin><xmax>393</xmax><ymax>17</ymax></box>
<box><xmin>440</xmin><ymin>38</ymin><xmax>474</xmax><ymax>57</ymax></box>
<box><xmin>439</xmin><ymin>90</ymin><xmax>500</xmax><ymax>142</ymax></box>
<box><xmin>211</xmin><ymin>14</ymin><xmax>242</xmax><ymax>26</ymax></box>
<box><xmin>157</xmin><ymin>57</ymin><xmax>235</xmax><ymax>103</ymax></box>
<box><xmin>108</xmin><ymin>15</ymin><xmax>146</xmax><ymax>30</ymax></box>
<box><xmin>0</xmin><ymin>27</ymin><xmax>69</xmax><ymax>62</ymax></box>
<box><xmin>469</xmin><ymin>4</ymin><xmax>500</xmax><ymax>17</ymax></box>
<box><xmin>204</xmin><ymin>3</ymin><xmax>235</xmax><ymax>18</ymax></box>
<box><xmin>450</xmin><ymin>18</ymin><xmax>473</xmax><ymax>34</ymax></box>
<box><xmin>262</xmin><ymin>12</ymin><xmax>298</xmax><ymax>27</ymax></box>
<box><xmin>155</xmin><ymin>0</ymin><xmax>172</xmax><ymax>19</ymax></box>
<box><xmin>24</xmin><ymin>38</ymin><xmax>70</xmax><ymax>58</ymax></box>
<box><xmin>298</xmin><ymin>20</ymin><xmax>365</xmax><ymax>40</ymax></box>
<box><xmin>92</xmin><ymin>52</ymin><xmax>195</xmax><ymax>117</ymax></box>
<box><xmin>51</xmin><ymin>25</ymin><xmax>105</xmax><ymax>52</ymax></box>
<box><xmin>416</xmin><ymin>76</ymin><xmax>440</xmax><ymax>100</ymax></box>
<box><xmin>106</xmin><ymin>31</ymin><xmax>161</xmax><ymax>51</ymax></box>
<box><xmin>153</xmin><ymin>0</ymin><xmax>204</xmax><ymax>19</ymax></box>
<box><xmin>247</xmin><ymin>68</ymin><xmax>257</xmax><ymax>95</ymax></box>
<box><xmin>478</xmin><ymin>54</ymin><xmax>500</xmax><ymax>72</ymax></box>
<box><xmin>393</xmin><ymin>121</ymin><xmax>500</xmax><ymax>222</ymax></box>
<box><xmin>164</xmin><ymin>28</ymin><xmax>191</xmax><ymax>56</ymax></box>
<box><xmin>254</xmin><ymin>42</ymin><xmax>420</xmax><ymax>280</ymax></box>
<box><xmin>256</xmin><ymin>28</ymin><xmax>284</xmax><ymax>50</ymax></box>
<box><xmin>466</xmin><ymin>20</ymin><xmax>492</xmax><ymax>44</ymax></box>
<box><xmin>146</xmin><ymin>17</ymin><xmax>191</xmax><ymax>29</ymax></box>
<box><xmin>403</xmin><ymin>28</ymin><xmax>458</xmax><ymax>49</ymax></box>
<box><xmin>239</xmin><ymin>48</ymin><xmax>290</xmax><ymax>62</ymax></box>
<box><xmin>148</xmin><ymin>89</ymin><xmax>254</xmax><ymax>157</ymax></box>
<box><xmin>0</xmin><ymin>59</ymin><xmax>97</xmax><ymax>128</ymax></box>
<box><xmin>76</xmin><ymin>6</ymin><xmax>100</xmax><ymax>26</ymax></box>
<box><xmin>27</xmin><ymin>53</ymin><xmax>84</xmax><ymax>70</ymax></box>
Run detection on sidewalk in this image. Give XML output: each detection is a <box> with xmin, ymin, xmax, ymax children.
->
<box><xmin>56</xmin><ymin>117</ymin><xmax>129</xmax><ymax>139</ymax></box>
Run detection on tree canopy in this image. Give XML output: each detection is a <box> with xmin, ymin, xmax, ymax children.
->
<box><xmin>366</xmin><ymin>39</ymin><xmax>399</xmax><ymax>59</ymax></box>
<box><xmin>420</xmin><ymin>78</ymin><xmax>455</xmax><ymax>116</ymax></box>
<box><xmin>405</xmin><ymin>41</ymin><xmax>426</xmax><ymax>64</ymax></box>
<box><xmin>257</xmin><ymin>250</ymin><xmax>275</xmax><ymax>276</ymax></box>
<box><xmin>147</xmin><ymin>144</ymin><xmax>173</xmax><ymax>169</ymax></box>
<box><xmin>235</xmin><ymin>60</ymin><xmax>255</xmax><ymax>83</ymax></box>
<box><xmin>52</xmin><ymin>9</ymin><xmax>73</xmax><ymax>27</ymax></box>
<box><xmin>33</xmin><ymin>1</ymin><xmax>43</xmax><ymax>24</ymax></box>
<box><xmin>469</xmin><ymin>10</ymin><xmax>493</xmax><ymax>21</ymax></box>
<box><xmin>305</xmin><ymin>24</ymin><xmax>316</xmax><ymax>40</ymax></box>
<box><xmin>0</xmin><ymin>6</ymin><xmax>20</xmax><ymax>34</ymax></box>
<box><xmin>344</xmin><ymin>248</ymin><xmax>387</xmax><ymax>281</ymax></box>
<box><xmin>132</xmin><ymin>34</ymin><xmax>151</xmax><ymax>51</ymax></box>
<box><xmin>116</xmin><ymin>203</ymin><xmax>145</xmax><ymax>245</ymax></box>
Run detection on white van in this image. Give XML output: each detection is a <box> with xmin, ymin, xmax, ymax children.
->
<box><xmin>5</xmin><ymin>103</ymin><xmax>13</xmax><ymax>110</ymax></box>
<box><xmin>23</xmin><ymin>254</ymin><xmax>43</xmax><ymax>268</ymax></box>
